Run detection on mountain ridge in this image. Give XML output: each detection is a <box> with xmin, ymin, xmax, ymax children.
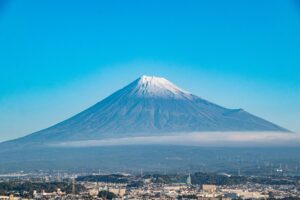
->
<box><xmin>1</xmin><ymin>75</ymin><xmax>289</xmax><ymax>147</ymax></box>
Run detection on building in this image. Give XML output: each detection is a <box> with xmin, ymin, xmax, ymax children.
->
<box><xmin>202</xmin><ymin>184</ymin><xmax>217</xmax><ymax>193</ymax></box>
<box><xmin>186</xmin><ymin>173</ymin><xmax>192</xmax><ymax>185</ymax></box>
<box><xmin>109</xmin><ymin>187</ymin><xmax>126</xmax><ymax>197</ymax></box>
<box><xmin>0</xmin><ymin>194</ymin><xmax>19</xmax><ymax>200</ymax></box>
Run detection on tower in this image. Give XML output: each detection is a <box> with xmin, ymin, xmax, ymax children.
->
<box><xmin>186</xmin><ymin>173</ymin><xmax>192</xmax><ymax>186</ymax></box>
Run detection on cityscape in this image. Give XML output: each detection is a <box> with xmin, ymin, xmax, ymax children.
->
<box><xmin>0</xmin><ymin>170</ymin><xmax>300</xmax><ymax>199</ymax></box>
<box><xmin>1</xmin><ymin>0</ymin><xmax>300</xmax><ymax>199</ymax></box>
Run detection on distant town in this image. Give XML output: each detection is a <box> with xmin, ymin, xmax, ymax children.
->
<box><xmin>0</xmin><ymin>170</ymin><xmax>299</xmax><ymax>200</ymax></box>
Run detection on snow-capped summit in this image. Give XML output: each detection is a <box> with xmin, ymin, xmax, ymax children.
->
<box><xmin>2</xmin><ymin>75</ymin><xmax>289</xmax><ymax>145</ymax></box>
<box><xmin>129</xmin><ymin>75</ymin><xmax>192</xmax><ymax>99</ymax></box>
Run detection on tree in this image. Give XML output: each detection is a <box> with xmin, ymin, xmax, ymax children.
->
<box><xmin>98</xmin><ymin>190</ymin><xmax>117</xmax><ymax>200</ymax></box>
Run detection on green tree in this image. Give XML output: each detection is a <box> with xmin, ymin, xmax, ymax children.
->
<box><xmin>98</xmin><ymin>190</ymin><xmax>117</xmax><ymax>200</ymax></box>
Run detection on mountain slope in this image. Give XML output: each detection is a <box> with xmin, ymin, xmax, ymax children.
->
<box><xmin>4</xmin><ymin>75</ymin><xmax>289</xmax><ymax>146</ymax></box>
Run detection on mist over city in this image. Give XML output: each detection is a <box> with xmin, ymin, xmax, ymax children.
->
<box><xmin>51</xmin><ymin>131</ymin><xmax>300</xmax><ymax>148</ymax></box>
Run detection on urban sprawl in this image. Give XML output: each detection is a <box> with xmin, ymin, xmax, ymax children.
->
<box><xmin>0</xmin><ymin>171</ymin><xmax>299</xmax><ymax>200</ymax></box>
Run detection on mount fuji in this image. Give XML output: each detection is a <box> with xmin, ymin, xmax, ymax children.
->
<box><xmin>2</xmin><ymin>75</ymin><xmax>288</xmax><ymax>148</ymax></box>
<box><xmin>0</xmin><ymin>75</ymin><xmax>293</xmax><ymax>172</ymax></box>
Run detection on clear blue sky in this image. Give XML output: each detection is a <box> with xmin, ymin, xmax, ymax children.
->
<box><xmin>0</xmin><ymin>0</ymin><xmax>299</xmax><ymax>141</ymax></box>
